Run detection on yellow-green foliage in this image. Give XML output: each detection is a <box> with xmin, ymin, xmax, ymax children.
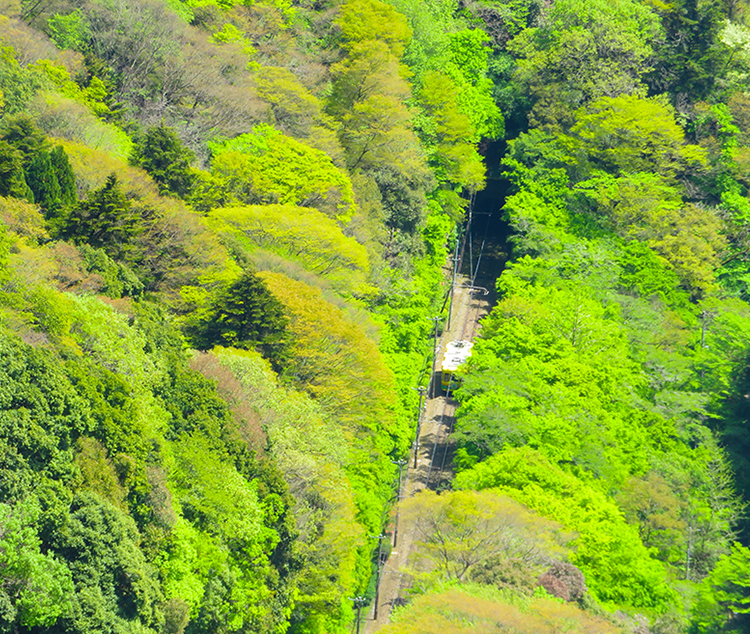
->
<box><xmin>401</xmin><ymin>489</ymin><xmax>568</xmax><ymax>586</ymax></box>
<box><xmin>336</xmin><ymin>0</ymin><xmax>412</xmax><ymax>58</ymax></box>
<box><xmin>380</xmin><ymin>584</ymin><xmax>623</xmax><ymax>634</ymax></box>
<box><xmin>214</xmin><ymin>348</ymin><xmax>364</xmax><ymax>622</ymax></box>
<box><xmin>31</xmin><ymin>91</ymin><xmax>132</xmax><ymax>160</ymax></box>
<box><xmin>259</xmin><ymin>271</ymin><xmax>396</xmax><ymax>434</ymax></box>
<box><xmin>210</xmin><ymin>125</ymin><xmax>357</xmax><ymax>222</ymax></box>
<box><xmin>0</xmin><ymin>195</ymin><xmax>47</xmax><ymax>243</ymax></box>
<box><xmin>57</xmin><ymin>138</ymin><xmax>240</xmax><ymax>300</ymax></box>
<box><xmin>208</xmin><ymin>204</ymin><xmax>370</xmax><ymax>292</ymax></box>
<box><xmin>259</xmin><ymin>271</ymin><xmax>409</xmax><ymax>532</ymax></box>
<box><xmin>455</xmin><ymin>447</ymin><xmax>678</xmax><ymax>609</ymax></box>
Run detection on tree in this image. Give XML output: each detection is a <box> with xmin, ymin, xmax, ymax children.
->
<box><xmin>0</xmin><ymin>114</ymin><xmax>48</xmax><ymax>167</ymax></box>
<box><xmin>401</xmin><ymin>489</ymin><xmax>562</xmax><ymax>584</ymax></box>
<box><xmin>208</xmin><ymin>204</ymin><xmax>370</xmax><ymax>290</ymax></box>
<box><xmin>574</xmin><ymin>172</ymin><xmax>725</xmax><ymax>295</ymax></box>
<box><xmin>25</xmin><ymin>150</ymin><xmax>62</xmax><ymax>213</ymax></box>
<box><xmin>0</xmin><ymin>498</ymin><xmax>75</xmax><ymax>630</ymax></box>
<box><xmin>416</xmin><ymin>70</ymin><xmax>486</xmax><ymax>192</ymax></box>
<box><xmin>508</xmin><ymin>0</ymin><xmax>661</xmax><ymax>128</ymax></box>
<box><xmin>210</xmin><ymin>125</ymin><xmax>357</xmax><ymax>222</ymax></box>
<box><xmin>60</xmin><ymin>173</ymin><xmax>145</xmax><ymax>257</ymax></box>
<box><xmin>693</xmin><ymin>542</ymin><xmax>750</xmax><ymax>633</ymax></box>
<box><xmin>252</xmin><ymin>66</ymin><xmax>324</xmax><ymax>138</ymax></box>
<box><xmin>336</xmin><ymin>0</ymin><xmax>412</xmax><ymax>58</ymax></box>
<box><xmin>618</xmin><ymin>473</ymin><xmax>686</xmax><ymax>563</ymax></box>
<box><xmin>187</xmin><ymin>270</ymin><xmax>291</xmax><ymax>371</ymax></box>
<box><xmin>0</xmin><ymin>140</ymin><xmax>32</xmax><ymax>201</ymax></box>
<box><xmin>646</xmin><ymin>0</ymin><xmax>727</xmax><ymax>102</ymax></box>
<box><xmin>568</xmin><ymin>94</ymin><xmax>707</xmax><ymax>181</ymax></box>
<box><xmin>130</xmin><ymin>123</ymin><xmax>196</xmax><ymax>198</ymax></box>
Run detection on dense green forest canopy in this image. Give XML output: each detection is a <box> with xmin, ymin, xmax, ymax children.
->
<box><xmin>1</xmin><ymin>0</ymin><xmax>750</xmax><ymax>632</ymax></box>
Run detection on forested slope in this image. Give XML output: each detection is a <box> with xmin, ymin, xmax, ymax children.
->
<box><xmin>1</xmin><ymin>0</ymin><xmax>750</xmax><ymax>633</ymax></box>
<box><xmin>412</xmin><ymin>2</ymin><xmax>750</xmax><ymax>634</ymax></box>
<box><xmin>0</xmin><ymin>0</ymin><xmax>491</xmax><ymax>631</ymax></box>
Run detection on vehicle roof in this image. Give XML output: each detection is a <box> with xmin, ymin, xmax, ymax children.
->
<box><xmin>441</xmin><ymin>340</ymin><xmax>474</xmax><ymax>372</ymax></box>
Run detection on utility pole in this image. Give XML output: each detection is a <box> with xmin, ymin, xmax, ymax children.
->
<box><xmin>446</xmin><ymin>237</ymin><xmax>461</xmax><ymax>330</ymax></box>
<box><xmin>414</xmin><ymin>386</ymin><xmax>427</xmax><ymax>468</ymax></box>
<box><xmin>349</xmin><ymin>596</ymin><xmax>368</xmax><ymax>634</ymax></box>
<box><xmin>430</xmin><ymin>317</ymin><xmax>440</xmax><ymax>399</ymax></box>
<box><xmin>391</xmin><ymin>458</ymin><xmax>408</xmax><ymax>548</ymax></box>
<box><xmin>370</xmin><ymin>533</ymin><xmax>387</xmax><ymax>620</ymax></box>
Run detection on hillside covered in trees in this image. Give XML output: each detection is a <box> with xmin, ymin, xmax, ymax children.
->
<box><xmin>1</xmin><ymin>0</ymin><xmax>750</xmax><ymax>632</ymax></box>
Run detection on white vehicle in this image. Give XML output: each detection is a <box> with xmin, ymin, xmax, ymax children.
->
<box><xmin>440</xmin><ymin>340</ymin><xmax>473</xmax><ymax>392</ymax></box>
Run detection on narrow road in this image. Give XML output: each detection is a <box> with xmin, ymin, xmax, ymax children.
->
<box><xmin>358</xmin><ymin>183</ymin><xmax>509</xmax><ymax>631</ymax></box>
<box><xmin>362</xmin><ymin>275</ymin><xmax>497</xmax><ymax>632</ymax></box>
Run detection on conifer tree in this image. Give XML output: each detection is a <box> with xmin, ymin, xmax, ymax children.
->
<box><xmin>188</xmin><ymin>271</ymin><xmax>291</xmax><ymax>371</ymax></box>
<box><xmin>61</xmin><ymin>174</ymin><xmax>143</xmax><ymax>257</ymax></box>
<box><xmin>49</xmin><ymin>145</ymin><xmax>77</xmax><ymax>207</ymax></box>
<box><xmin>131</xmin><ymin>123</ymin><xmax>195</xmax><ymax>198</ymax></box>
<box><xmin>26</xmin><ymin>151</ymin><xmax>62</xmax><ymax>214</ymax></box>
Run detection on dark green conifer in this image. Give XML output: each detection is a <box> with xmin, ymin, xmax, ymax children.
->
<box><xmin>62</xmin><ymin>174</ymin><xmax>144</xmax><ymax>257</ymax></box>
<box><xmin>49</xmin><ymin>145</ymin><xmax>77</xmax><ymax>207</ymax></box>
<box><xmin>26</xmin><ymin>151</ymin><xmax>62</xmax><ymax>213</ymax></box>
<box><xmin>130</xmin><ymin>123</ymin><xmax>196</xmax><ymax>198</ymax></box>
<box><xmin>188</xmin><ymin>270</ymin><xmax>291</xmax><ymax>371</ymax></box>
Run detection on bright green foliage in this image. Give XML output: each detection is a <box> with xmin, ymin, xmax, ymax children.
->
<box><xmin>0</xmin><ymin>46</ymin><xmax>49</xmax><ymax>115</ymax></box>
<box><xmin>568</xmin><ymin>95</ymin><xmax>707</xmax><ymax>181</ymax></box>
<box><xmin>170</xmin><ymin>435</ymin><xmax>278</xmax><ymax>609</ymax></box>
<box><xmin>445</xmin><ymin>28</ymin><xmax>504</xmax><ymax>141</ymax></box>
<box><xmin>327</xmin><ymin>37</ymin><xmax>432</xmax><ymax>239</ymax></box>
<box><xmin>47</xmin><ymin>10</ymin><xmax>90</xmax><ymax>51</ymax></box>
<box><xmin>186</xmin><ymin>269</ymin><xmax>291</xmax><ymax>370</ymax></box>
<box><xmin>157</xmin><ymin>359</ymin><xmax>296</xmax><ymax>634</ymax></box>
<box><xmin>509</xmin><ymin>0</ymin><xmax>661</xmax><ymax>127</ymax></box>
<box><xmin>0</xmin><ymin>140</ymin><xmax>32</xmax><ymax>200</ymax></box>
<box><xmin>0</xmin><ymin>288</ymin><xmax>299</xmax><ymax>633</ymax></box>
<box><xmin>574</xmin><ymin>172</ymin><xmax>725</xmax><ymax>294</ymax></box>
<box><xmin>210</xmin><ymin>126</ymin><xmax>357</xmax><ymax>222</ymax></box>
<box><xmin>212</xmin><ymin>349</ymin><xmax>364</xmax><ymax>632</ymax></box>
<box><xmin>693</xmin><ymin>542</ymin><xmax>750</xmax><ymax>632</ymax></box>
<box><xmin>454</xmin><ymin>448</ymin><xmax>677</xmax><ymax>609</ymax></box>
<box><xmin>131</xmin><ymin>124</ymin><xmax>196</xmax><ymax>198</ymax></box>
<box><xmin>379</xmin><ymin>583</ymin><xmax>622</xmax><ymax>634</ymax></box>
<box><xmin>416</xmin><ymin>70</ymin><xmax>486</xmax><ymax>192</ymax></box>
<box><xmin>0</xmin><ymin>221</ymin><xmax>9</xmax><ymax>285</ymax></box>
<box><xmin>336</xmin><ymin>0</ymin><xmax>412</xmax><ymax>58</ymax></box>
<box><xmin>0</xmin><ymin>498</ymin><xmax>75</xmax><ymax>628</ymax></box>
<box><xmin>386</xmin><ymin>0</ymin><xmax>503</xmax><ymax>145</ymax></box>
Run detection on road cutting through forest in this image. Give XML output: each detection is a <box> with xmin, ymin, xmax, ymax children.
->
<box><xmin>362</xmin><ymin>272</ymin><xmax>496</xmax><ymax>633</ymax></box>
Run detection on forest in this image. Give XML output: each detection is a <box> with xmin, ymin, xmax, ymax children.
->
<box><xmin>0</xmin><ymin>0</ymin><xmax>749</xmax><ymax>632</ymax></box>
